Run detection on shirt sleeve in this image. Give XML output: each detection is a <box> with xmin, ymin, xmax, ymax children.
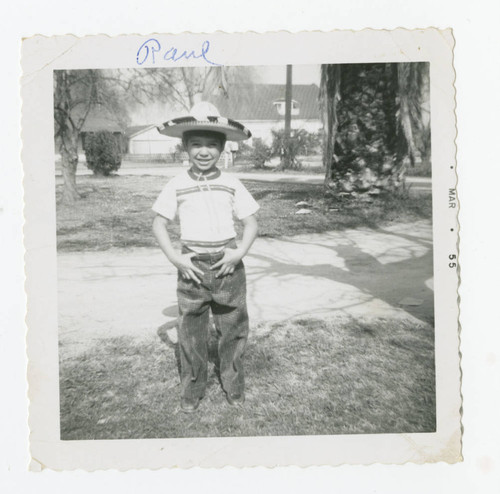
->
<box><xmin>233</xmin><ymin>178</ymin><xmax>260</xmax><ymax>220</ymax></box>
<box><xmin>152</xmin><ymin>180</ymin><xmax>177</xmax><ymax>220</ymax></box>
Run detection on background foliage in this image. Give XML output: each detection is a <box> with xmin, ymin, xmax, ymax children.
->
<box><xmin>237</xmin><ymin>129</ymin><xmax>321</xmax><ymax>169</ymax></box>
<box><xmin>83</xmin><ymin>131</ymin><xmax>123</xmax><ymax>176</ymax></box>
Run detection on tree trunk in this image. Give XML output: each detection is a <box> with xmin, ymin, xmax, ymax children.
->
<box><xmin>320</xmin><ymin>65</ymin><xmax>341</xmax><ymax>187</ymax></box>
<box><xmin>55</xmin><ymin>70</ymin><xmax>84</xmax><ymax>204</ymax></box>
<box><xmin>320</xmin><ymin>63</ymin><xmax>425</xmax><ymax>195</ymax></box>
<box><xmin>60</xmin><ymin>149</ymin><xmax>80</xmax><ymax>203</ymax></box>
<box><xmin>396</xmin><ymin>63</ymin><xmax>418</xmax><ymax>167</ymax></box>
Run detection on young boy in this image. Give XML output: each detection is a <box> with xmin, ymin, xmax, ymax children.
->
<box><xmin>152</xmin><ymin>102</ymin><xmax>259</xmax><ymax>413</ymax></box>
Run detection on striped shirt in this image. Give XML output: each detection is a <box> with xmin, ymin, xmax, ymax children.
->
<box><xmin>153</xmin><ymin>168</ymin><xmax>259</xmax><ymax>253</ymax></box>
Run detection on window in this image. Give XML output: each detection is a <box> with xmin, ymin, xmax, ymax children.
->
<box><xmin>273</xmin><ymin>99</ymin><xmax>300</xmax><ymax>116</ymax></box>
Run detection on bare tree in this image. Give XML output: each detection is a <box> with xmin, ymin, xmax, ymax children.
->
<box><xmin>54</xmin><ymin>70</ymin><xmax>129</xmax><ymax>203</ymax></box>
<box><xmin>120</xmin><ymin>65</ymin><xmax>246</xmax><ymax>113</ymax></box>
<box><xmin>54</xmin><ymin>68</ymin><xmax>176</xmax><ymax>203</ymax></box>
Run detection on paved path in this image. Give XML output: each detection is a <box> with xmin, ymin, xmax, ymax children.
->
<box><xmin>58</xmin><ymin>220</ymin><xmax>434</xmax><ymax>358</ymax></box>
<box><xmin>56</xmin><ymin>165</ymin><xmax>431</xmax><ymax>192</ymax></box>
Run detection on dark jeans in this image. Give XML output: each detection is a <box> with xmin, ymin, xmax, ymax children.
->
<box><xmin>177</xmin><ymin>246</ymin><xmax>249</xmax><ymax>400</ymax></box>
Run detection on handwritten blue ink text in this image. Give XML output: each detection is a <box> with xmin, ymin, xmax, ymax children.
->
<box><xmin>136</xmin><ymin>39</ymin><xmax>221</xmax><ymax>66</ymax></box>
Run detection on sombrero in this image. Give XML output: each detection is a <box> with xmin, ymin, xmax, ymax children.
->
<box><xmin>157</xmin><ymin>102</ymin><xmax>252</xmax><ymax>141</ymax></box>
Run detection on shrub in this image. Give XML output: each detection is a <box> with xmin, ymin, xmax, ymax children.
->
<box><xmin>236</xmin><ymin>140</ymin><xmax>253</xmax><ymax>159</ymax></box>
<box><xmin>237</xmin><ymin>129</ymin><xmax>322</xmax><ymax>170</ymax></box>
<box><xmin>83</xmin><ymin>131</ymin><xmax>123</xmax><ymax>176</ymax></box>
<box><xmin>271</xmin><ymin>128</ymin><xmax>322</xmax><ymax>170</ymax></box>
<box><xmin>246</xmin><ymin>138</ymin><xmax>272</xmax><ymax>169</ymax></box>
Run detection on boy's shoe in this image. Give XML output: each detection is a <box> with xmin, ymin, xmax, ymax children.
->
<box><xmin>180</xmin><ymin>397</ymin><xmax>201</xmax><ymax>413</ymax></box>
<box><xmin>226</xmin><ymin>392</ymin><xmax>245</xmax><ymax>406</ymax></box>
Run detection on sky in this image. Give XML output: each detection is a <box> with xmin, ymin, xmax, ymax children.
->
<box><xmin>255</xmin><ymin>65</ymin><xmax>321</xmax><ymax>85</ymax></box>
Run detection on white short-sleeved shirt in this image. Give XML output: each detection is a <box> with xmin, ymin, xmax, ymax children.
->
<box><xmin>153</xmin><ymin>168</ymin><xmax>259</xmax><ymax>253</ymax></box>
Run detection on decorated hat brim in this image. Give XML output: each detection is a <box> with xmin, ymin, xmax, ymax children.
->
<box><xmin>157</xmin><ymin>116</ymin><xmax>252</xmax><ymax>141</ymax></box>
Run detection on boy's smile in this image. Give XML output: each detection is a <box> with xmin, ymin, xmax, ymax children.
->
<box><xmin>186</xmin><ymin>136</ymin><xmax>223</xmax><ymax>174</ymax></box>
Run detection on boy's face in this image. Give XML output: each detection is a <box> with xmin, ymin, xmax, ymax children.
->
<box><xmin>185</xmin><ymin>135</ymin><xmax>224</xmax><ymax>174</ymax></box>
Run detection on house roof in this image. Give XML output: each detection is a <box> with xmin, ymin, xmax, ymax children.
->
<box><xmin>80</xmin><ymin>107</ymin><xmax>126</xmax><ymax>133</ymax></box>
<box><xmin>125</xmin><ymin>124</ymin><xmax>157</xmax><ymax>138</ymax></box>
<box><xmin>122</xmin><ymin>83</ymin><xmax>322</xmax><ymax>139</ymax></box>
<box><xmin>209</xmin><ymin>84</ymin><xmax>320</xmax><ymax>121</ymax></box>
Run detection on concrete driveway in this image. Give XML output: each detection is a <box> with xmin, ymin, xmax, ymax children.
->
<box><xmin>58</xmin><ymin>220</ymin><xmax>433</xmax><ymax>358</ymax></box>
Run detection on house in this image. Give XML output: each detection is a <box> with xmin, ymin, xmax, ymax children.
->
<box><xmin>125</xmin><ymin>83</ymin><xmax>323</xmax><ymax>156</ymax></box>
<box><xmin>209</xmin><ymin>83</ymin><xmax>322</xmax><ymax>143</ymax></box>
<box><xmin>125</xmin><ymin>124</ymin><xmax>178</xmax><ymax>155</ymax></box>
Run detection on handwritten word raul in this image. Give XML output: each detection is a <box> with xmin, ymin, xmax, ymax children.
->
<box><xmin>136</xmin><ymin>39</ymin><xmax>221</xmax><ymax>66</ymax></box>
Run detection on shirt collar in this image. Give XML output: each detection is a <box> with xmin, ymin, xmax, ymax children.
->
<box><xmin>188</xmin><ymin>167</ymin><xmax>221</xmax><ymax>181</ymax></box>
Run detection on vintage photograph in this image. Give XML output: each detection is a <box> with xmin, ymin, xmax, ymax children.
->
<box><xmin>23</xmin><ymin>30</ymin><xmax>460</xmax><ymax>469</ymax></box>
<box><xmin>55</xmin><ymin>62</ymin><xmax>435</xmax><ymax>439</ymax></box>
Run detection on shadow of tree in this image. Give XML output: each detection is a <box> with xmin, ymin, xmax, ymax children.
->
<box><xmin>247</xmin><ymin>228</ymin><xmax>434</xmax><ymax>325</ymax></box>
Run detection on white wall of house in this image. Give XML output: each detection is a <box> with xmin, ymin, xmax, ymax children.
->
<box><xmin>128</xmin><ymin>127</ymin><xmax>178</xmax><ymax>154</ymax></box>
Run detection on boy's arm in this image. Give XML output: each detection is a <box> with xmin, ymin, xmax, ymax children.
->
<box><xmin>212</xmin><ymin>214</ymin><xmax>258</xmax><ymax>278</ymax></box>
<box><xmin>152</xmin><ymin>215</ymin><xmax>204</xmax><ymax>284</ymax></box>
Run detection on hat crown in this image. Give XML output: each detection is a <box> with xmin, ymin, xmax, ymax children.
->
<box><xmin>190</xmin><ymin>101</ymin><xmax>221</xmax><ymax>121</ymax></box>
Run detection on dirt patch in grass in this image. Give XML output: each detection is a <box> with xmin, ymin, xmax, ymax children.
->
<box><xmin>59</xmin><ymin>317</ymin><xmax>435</xmax><ymax>440</ymax></box>
<box><xmin>56</xmin><ymin>176</ymin><xmax>431</xmax><ymax>252</ymax></box>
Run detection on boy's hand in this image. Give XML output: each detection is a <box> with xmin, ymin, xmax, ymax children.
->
<box><xmin>172</xmin><ymin>252</ymin><xmax>204</xmax><ymax>284</ymax></box>
<box><xmin>211</xmin><ymin>248</ymin><xmax>243</xmax><ymax>278</ymax></box>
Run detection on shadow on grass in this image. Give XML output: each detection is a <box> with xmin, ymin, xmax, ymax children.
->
<box><xmin>59</xmin><ymin>317</ymin><xmax>436</xmax><ymax>441</ymax></box>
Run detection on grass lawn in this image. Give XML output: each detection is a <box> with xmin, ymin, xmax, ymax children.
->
<box><xmin>56</xmin><ymin>175</ymin><xmax>432</xmax><ymax>252</ymax></box>
<box><xmin>59</xmin><ymin>317</ymin><xmax>435</xmax><ymax>440</ymax></box>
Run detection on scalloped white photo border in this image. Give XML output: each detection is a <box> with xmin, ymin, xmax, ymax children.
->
<box><xmin>21</xmin><ymin>29</ymin><xmax>460</xmax><ymax>470</ymax></box>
